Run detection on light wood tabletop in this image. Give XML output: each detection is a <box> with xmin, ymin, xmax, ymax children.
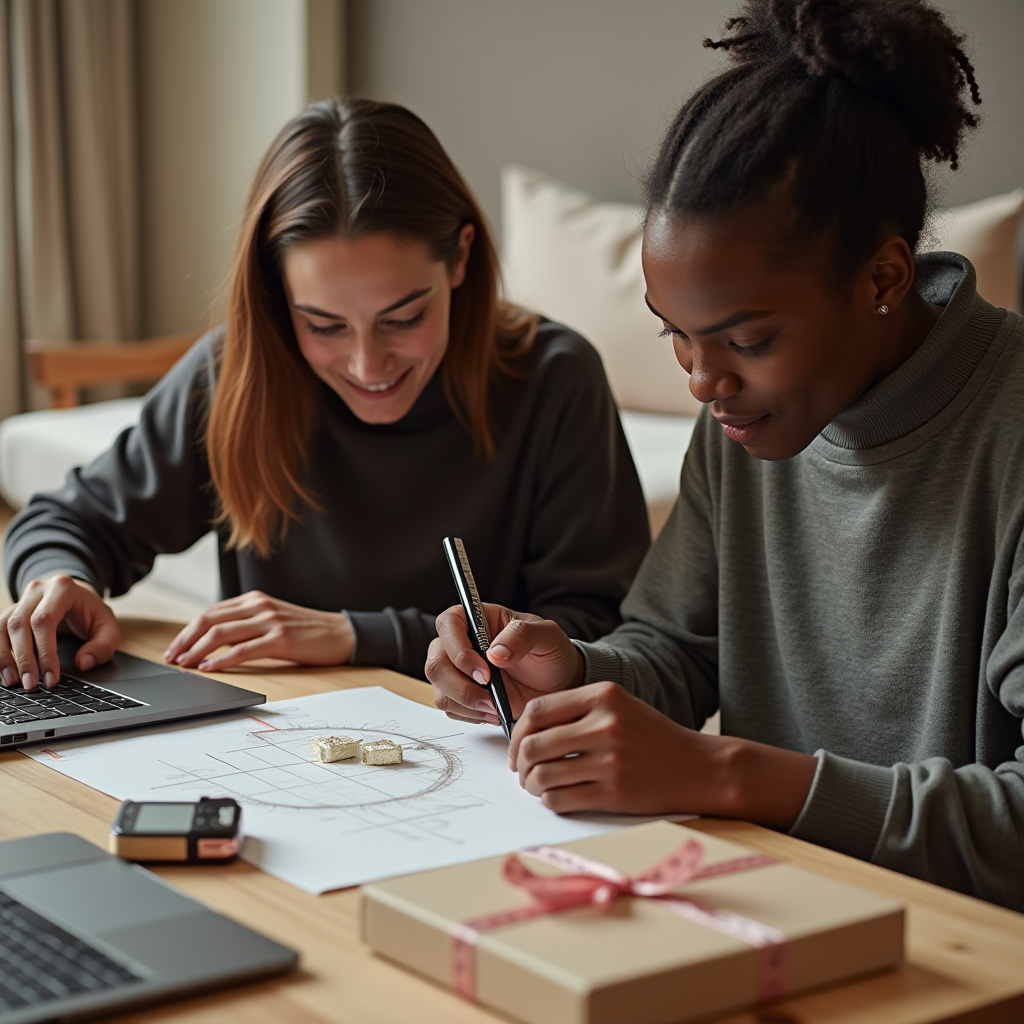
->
<box><xmin>3</xmin><ymin>617</ymin><xmax>1024</xmax><ymax>1024</ymax></box>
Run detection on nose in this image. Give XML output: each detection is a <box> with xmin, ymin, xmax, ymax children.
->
<box><xmin>685</xmin><ymin>344</ymin><xmax>741</xmax><ymax>405</ymax></box>
<box><xmin>347</xmin><ymin>331</ymin><xmax>394</xmax><ymax>383</ymax></box>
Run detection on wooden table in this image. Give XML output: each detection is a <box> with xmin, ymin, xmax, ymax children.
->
<box><xmin>3</xmin><ymin>618</ymin><xmax>1024</xmax><ymax>1024</ymax></box>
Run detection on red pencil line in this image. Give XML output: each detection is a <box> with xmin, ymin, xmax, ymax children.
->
<box><xmin>248</xmin><ymin>716</ymin><xmax>278</xmax><ymax>731</ymax></box>
<box><xmin>40</xmin><ymin>749</ymin><xmax>61</xmax><ymax>759</ymax></box>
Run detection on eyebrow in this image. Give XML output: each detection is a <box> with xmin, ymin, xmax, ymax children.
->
<box><xmin>644</xmin><ymin>294</ymin><xmax>773</xmax><ymax>336</ymax></box>
<box><xmin>293</xmin><ymin>286</ymin><xmax>433</xmax><ymax>321</ymax></box>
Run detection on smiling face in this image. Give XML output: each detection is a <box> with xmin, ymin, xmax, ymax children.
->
<box><xmin>641</xmin><ymin>207</ymin><xmax>935</xmax><ymax>461</ymax></box>
<box><xmin>282</xmin><ymin>227</ymin><xmax>473</xmax><ymax>424</ymax></box>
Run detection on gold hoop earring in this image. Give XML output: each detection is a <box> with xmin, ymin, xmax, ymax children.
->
<box><xmin>876</xmin><ymin>304</ymin><xmax>889</xmax><ymax>315</ymax></box>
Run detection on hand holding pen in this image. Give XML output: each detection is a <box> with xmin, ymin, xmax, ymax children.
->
<box><xmin>427</xmin><ymin>596</ymin><xmax>584</xmax><ymax>729</ymax></box>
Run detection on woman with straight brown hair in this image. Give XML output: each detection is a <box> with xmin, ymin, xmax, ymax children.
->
<box><xmin>2</xmin><ymin>98</ymin><xmax>649</xmax><ymax>689</ymax></box>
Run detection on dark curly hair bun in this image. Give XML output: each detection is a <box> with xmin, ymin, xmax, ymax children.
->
<box><xmin>646</xmin><ymin>0</ymin><xmax>982</xmax><ymax>274</ymax></box>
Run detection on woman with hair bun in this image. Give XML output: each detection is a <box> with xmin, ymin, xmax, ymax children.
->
<box><xmin>2</xmin><ymin>99</ymin><xmax>649</xmax><ymax>684</ymax></box>
<box><xmin>428</xmin><ymin>1</ymin><xmax>1024</xmax><ymax>909</ymax></box>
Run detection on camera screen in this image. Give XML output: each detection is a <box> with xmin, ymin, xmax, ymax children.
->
<box><xmin>133</xmin><ymin>803</ymin><xmax>195</xmax><ymax>833</ymax></box>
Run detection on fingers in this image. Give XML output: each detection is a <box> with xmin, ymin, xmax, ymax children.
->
<box><xmin>522</xmin><ymin>751</ymin><xmax>603</xmax><ymax>798</ymax></box>
<box><xmin>175</xmin><ymin>618</ymin><xmax>267</xmax><ymax>668</ymax></box>
<box><xmin>0</xmin><ymin>601</ymin><xmax>20</xmax><ymax>687</ymax></box>
<box><xmin>0</xmin><ymin>609</ymin><xmax>21</xmax><ymax>689</ymax></box>
<box><xmin>434</xmin><ymin>605</ymin><xmax>491</xmax><ymax>685</ymax></box>
<box><xmin>165</xmin><ymin>593</ymin><xmax>268</xmax><ymax>664</ymax></box>
<box><xmin>432</xmin><ymin>688</ymin><xmax>500</xmax><ymax>726</ymax></box>
<box><xmin>426</xmin><ymin>635</ymin><xmax>497</xmax><ymax>715</ymax></box>
<box><xmin>27</xmin><ymin>580</ymin><xmax>80</xmax><ymax>688</ymax></box>
<box><xmin>3</xmin><ymin>581</ymin><xmax>46</xmax><ymax>690</ymax></box>
<box><xmin>486</xmin><ymin>616</ymin><xmax>563</xmax><ymax>670</ymax></box>
<box><xmin>192</xmin><ymin>633</ymin><xmax>280</xmax><ymax>672</ymax></box>
<box><xmin>539</xmin><ymin>781</ymin><xmax>607</xmax><ymax>815</ymax></box>
<box><xmin>509</xmin><ymin>683</ymin><xmax>613</xmax><ymax>770</ymax></box>
<box><xmin>73</xmin><ymin>612</ymin><xmax>120</xmax><ymax>674</ymax></box>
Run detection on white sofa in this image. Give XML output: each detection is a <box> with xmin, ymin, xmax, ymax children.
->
<box><xmin>0</xmin><ymin>400</ymin><xmax>218</xmax><ymax>619</ymax></box>
<box><xmin>2</xmin><ymin>172</ymin><xmax>1021</xmax><ymax>620</ymax></box>
<box><xmin>0</xmin><ymin>396</ymin><xmax>695</xmax><ymax>620</ymax></box>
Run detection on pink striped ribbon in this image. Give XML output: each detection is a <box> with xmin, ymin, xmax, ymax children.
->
<box><xmin>451</xmin><ymin>839</ymin><xmax>785</xmax><ymax>1004</ymax></box>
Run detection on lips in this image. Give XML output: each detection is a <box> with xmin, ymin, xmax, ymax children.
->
<box><xmin>715</xmin><ymin>413</ymin><xmax>771</xmax><ymax>444</ymax></box>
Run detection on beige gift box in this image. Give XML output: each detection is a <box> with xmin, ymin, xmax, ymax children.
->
<box><xmin>360</xmin><ymin>820</ymin><xmax>904</xmax><ymax>1024</ymax></box>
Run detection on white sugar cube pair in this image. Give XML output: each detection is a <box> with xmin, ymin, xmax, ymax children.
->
<box><xmin>308</xmin><ymin>734</ymin><xmax>402</xmax><ymax>765</ymax></box>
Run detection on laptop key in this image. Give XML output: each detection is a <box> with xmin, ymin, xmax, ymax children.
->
<box><xmin>0</xmin><ymin>890</ymin><xmax>143</xmax><ymax>1008</ymax></box>
<box><xmin>47</xmin><ymin>703</ymin><xmax>95</xmax><ymax>716</ymax></box>
<box><xmin>69</xmin><ymin>682</ymin><xmax>109</xmax><ymax>694</ymax></box>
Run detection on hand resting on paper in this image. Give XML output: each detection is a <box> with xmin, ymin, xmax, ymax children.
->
<box><xmin>0</xmin><ymin>574</ymin><xmax>121</xmax><ymax>691</ymax></box>
<box><xmin>164</xmin><ymin>591</ymin><xmax>354</xmax><ymax>672</ymax></box>
<box><xmin>427</xmin><ymin>602</ymin><xmax>818</xmax><ymax>830</ymax></box>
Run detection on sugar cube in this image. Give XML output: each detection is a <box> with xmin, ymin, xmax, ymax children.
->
<box><xmin>309</xmin><ymin>735</ymin><xmax>358</xmax><ymax>763</ymax></box>
<box><xmin>361</xmin><ymin>738</ymin><xmax>403</xmax><ymax>765</ymax></box>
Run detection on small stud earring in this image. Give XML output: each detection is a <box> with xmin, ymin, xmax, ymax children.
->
<box><xmin>876</xmin><ymin>304</ymin><xmax>889</xmax><ymax>315</ymax></box>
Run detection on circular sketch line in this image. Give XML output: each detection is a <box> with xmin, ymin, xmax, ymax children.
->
<box><xmin>240</xmin><ymin>726</ymin><xmax>464</xmax><ymax>809</ymax></box>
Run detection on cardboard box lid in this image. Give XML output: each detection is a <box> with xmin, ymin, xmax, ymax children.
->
<box><xmin>363</xmin><ymin>820</ymin><xmax>904</xmax><ymax>991</ymax></box>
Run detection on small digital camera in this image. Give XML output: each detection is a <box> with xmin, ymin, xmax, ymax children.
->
<box><xmin>109</xmin><ymin>797</ymin><xmax>243</xmax><ymax>863</ymax></box>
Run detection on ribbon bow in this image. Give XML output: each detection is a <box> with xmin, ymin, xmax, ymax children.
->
<box><xmin>503</xmin><ymin>837</ymin><xmax>711</xmax><ymax>910</ymax></box>
<box><xmin>451</xmin><ymin>839</ymin><xmax>785</xmax><ymax>1005</ymax></box>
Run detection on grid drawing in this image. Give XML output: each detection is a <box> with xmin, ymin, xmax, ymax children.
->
<box><xmin>150</xmin><ymin>719</ymin><xmax>471</xmax><ymax>816</ymax></box>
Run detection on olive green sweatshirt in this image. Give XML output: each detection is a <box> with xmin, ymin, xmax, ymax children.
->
<box><xmin>577</xmin><ymin>252</ymin><xmax>1024</xmax><ymax>911</ymax></box>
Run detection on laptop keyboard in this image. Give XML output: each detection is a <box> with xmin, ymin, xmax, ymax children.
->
<box><xmin>0</xmin><ymin>890</ymin><xmax>143</xmax><ymax>1011</ymax></box>
<box><xmin>0</xmin><ymin>677</ymin><xmax>145</xmax><ymax>727</ymax></box>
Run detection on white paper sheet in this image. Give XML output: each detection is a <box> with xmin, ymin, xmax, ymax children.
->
<box><xmin>26</xmin><ymin>687</ymin><xmax>640</xmax><ymax>894</ymax></box>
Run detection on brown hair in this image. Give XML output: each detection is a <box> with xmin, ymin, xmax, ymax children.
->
<box><xmin>207</xmin><ymin>98</ymin><xmax>536</xmax><ymax>556</ymax></box>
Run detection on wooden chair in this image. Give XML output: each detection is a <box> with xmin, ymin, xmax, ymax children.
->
<box><xmin>24</xmin><ymin>332</ymin><xmax>201</xmax><ymax>408</ymax></box>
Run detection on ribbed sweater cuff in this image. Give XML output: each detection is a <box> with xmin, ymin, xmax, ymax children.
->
<box><xmin>346</xmin><ymin>610</ymin><xmax>398</xmax><ymax>669</ymax></box>
<box><xmin>13</xmin><ymin>554</ymin><xmax>99</xmax><ymax>601</ymax></box>
<box><xmin>571</xmin><ymin>640</ymin><xmax>628</xmax><ymax>688</ymax></box>
<box><xmin>789</xmin><ymin>749</ymin><xmax>896</xmax><ymax>862</ymax></box>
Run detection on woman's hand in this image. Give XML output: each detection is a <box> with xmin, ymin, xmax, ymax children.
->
<box><xmin>0</xmin><ymin>575</ymin><xmax>121</xmax><ymax>691</ymax></box>
<box><xmin>426</xmin><ymin>604</ymin><xmax>585</xmax><ymax>726</ymax></box>
<box><xmin>164</xmin><ymin>591</ymin><xmax>354</xmax><ymax>671</ymax></box>
<box><xmin>510</xmin><ymin>681</ymin><xmax>819</xmax><ymax>829</ymax></box>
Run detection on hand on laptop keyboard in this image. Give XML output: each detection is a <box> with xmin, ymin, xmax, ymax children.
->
<box><xmin>0</xmin><ymin>575</ymin><xmax>121</xmax><ymax>692</ymax></box>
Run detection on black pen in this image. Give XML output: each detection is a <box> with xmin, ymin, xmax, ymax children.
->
<box><xmin>442</xmin><ymin>536</ymin><xmax>515</xmax><ymax>740</ymax></box>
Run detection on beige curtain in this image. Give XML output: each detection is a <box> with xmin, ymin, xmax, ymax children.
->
<box><xmin>0</xmin><ymin>0</ymin><xmax>138</xmax><ymax>419</ymax></box>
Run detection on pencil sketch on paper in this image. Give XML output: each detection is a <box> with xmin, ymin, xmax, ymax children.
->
<box><xmin>152</xmin><ymin>720</ymin><xmax>464</xmax><ymax>810</ymax></box>
<box><xmin>27</xmin><ymin>687</ymin><xmax>623</xmax><ymax>894</ymax></box>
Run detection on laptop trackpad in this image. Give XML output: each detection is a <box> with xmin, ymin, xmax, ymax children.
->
<box><xmin>3</xmin><ymin>860</ymin><xmax>206</xmax><ymax>934</ymax></box>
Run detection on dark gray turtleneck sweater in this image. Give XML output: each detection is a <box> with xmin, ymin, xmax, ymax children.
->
<box><xmin>5</xmin><ymin>321</ymin><xmax>650</xmax><ymax>679</ymax></box>
<box><xmin>577</xmin><ymin>253</ymin><xmax>1024</xmax><ymax>911</ymax></box>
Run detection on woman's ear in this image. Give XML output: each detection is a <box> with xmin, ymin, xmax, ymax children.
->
<box><xmin>448</xmin><ymin>222</ymin><xmax>476</xmax><ymax>289</ymax></box>
<box><xmin>866</xmin><ymin>235</ymin><xmax>917</xmax><ymax>313</ymax></box>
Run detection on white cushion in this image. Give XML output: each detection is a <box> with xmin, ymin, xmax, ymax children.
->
<box><xmin>502</xmin><ymin>167</ymin><xmax>1024</xmax><ymax>419</ymax></box>
<box><xmin>0</xmin><ymin>398</ymin><xmax>216</xmax><ymax>617</ymax></box>
<box><xmin>0</xmin><ymin>398</ymin><xmax>145</xmax><ymax>507</ymax></box>
<box><xmin>925</xmin><ymin>188</ymin><xmax>1024</xmax><ymax>313</ymax></box>
<box><xmin>620</xmin><ymin>410</ymin><xmax>696</xmax><ymax>508</ymax></box>
<box><xmin>501</xmin><ymin>165</ymin><xmax>703</xmax><ymax>417</ymax></box>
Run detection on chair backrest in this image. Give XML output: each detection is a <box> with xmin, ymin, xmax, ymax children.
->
<box><xmin>24</xmin><ymin>332</ymin><xmax>201</xmax><ymax>408</ymax></box>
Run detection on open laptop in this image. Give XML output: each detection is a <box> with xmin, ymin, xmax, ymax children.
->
<box><xmin>0</xmin><ymin>831</ymin><xmax>298</xmax><ymax>1022</ymax></box>
<box><xmin>0</xmin><ymin>637</ymin><xmax>265</xmax><ymax>750</ymax></box>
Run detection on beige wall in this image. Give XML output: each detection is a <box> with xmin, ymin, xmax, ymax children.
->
<box><xmin>349</xmin><ymin>0</ymin><xmax>1024</xmax><ymax>236</ymax></box>
<box><xmin>137</xmin><ymin>0</ymin><xmax>308</xmax><ymax>336</ymax></box>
